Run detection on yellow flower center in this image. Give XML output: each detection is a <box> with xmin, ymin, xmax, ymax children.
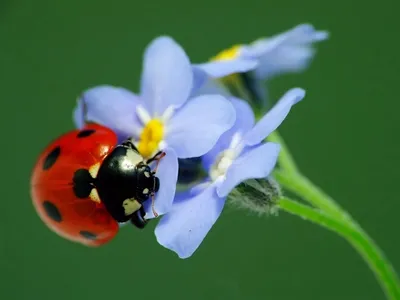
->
<box><xmin>138</xmin><ymin>119</ymin><xmax>164</xmax><ymax>158</ymax></box>
<box><xmin>211</xmin><ymin>44</ymin><xmax>242</xmax><ymax>61</ymax></box>
<box><xmin>211</xmin><ymin>45</ymin><xmax>242</xmax><ymax>96</ymax></box>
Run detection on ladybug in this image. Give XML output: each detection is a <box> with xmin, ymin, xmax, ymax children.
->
<box><xmin>30</xmin><ymin>123</ymin><xmax>165</xmax><ymax>246</ymax></box>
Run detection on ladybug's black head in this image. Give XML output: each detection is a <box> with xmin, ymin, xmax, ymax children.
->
<box><xmin>95</xmin><ymin>139</ymin><xmax>161</xmax><ymax>227</ymax></box>
<box><xmin>135</xmin><ymin>163</ymin><xmax>160</xmax><ymax>202</ymax></box>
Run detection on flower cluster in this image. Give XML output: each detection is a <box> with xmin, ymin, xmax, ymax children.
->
<box><xmin>73</xmin><ymin>23</ymin><xmax>328</xmax><ymax>258</ymax></box>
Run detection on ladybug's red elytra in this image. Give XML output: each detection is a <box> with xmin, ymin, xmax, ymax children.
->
<box><xmin>30</xmin><ymin>123</ymin><xmax>164</xmax><ymax>246</ymax></box>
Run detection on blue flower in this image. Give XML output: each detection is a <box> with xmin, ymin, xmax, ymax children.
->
<box><xmin>154</xmin><ymin>88</ymin><xmax>306</xmax><ymax>258</ymax></box>
<box><xmin>192</xmin><ymin>24</ymin><xmax>328</xmax><ymax>108</ymax></box>
<box><xmin>197</xmin><ymin>24</ymin><xmax>328</xmax><ymax>80</ymax></box>
<box><xmin>73</xmin><ymin>36</ymin><xmax>236</xmax><ymax>219</ymax></box>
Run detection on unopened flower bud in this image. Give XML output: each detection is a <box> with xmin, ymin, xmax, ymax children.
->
<box><xmin>227</xmin><ymin>177</ymin><xmax>282</xmax><ymax>216</ymax></box>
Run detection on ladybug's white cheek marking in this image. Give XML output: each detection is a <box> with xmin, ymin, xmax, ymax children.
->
<box><xmin>126</xmin><ymin>149</ymin><xmax>144</xmax><ymax>167</ymax></box>
<box><xmin>89</xmin><ymin>188</ymin><xmax>101</xmax><ymax>203</ymax></box>
<box><xmin>89</xmin><ymin>163</ymin><xmax>101</xmax><ymax>179</ymax></box>
<box><xmin>122</xmin><ymin>198</ymin><xmax>141</xmax><ymax>216</ymax></box>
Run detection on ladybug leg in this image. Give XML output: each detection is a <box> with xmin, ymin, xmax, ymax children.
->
<box><xmin>144</xmin><ymin>151</ymin><xmax>166</xmax><ymax>218</ymax></box>
<box><xmin>146</xmin><ymin>150</ymin><xmax>165</xmax><ymax>165</ymax></box>
<box><xmin>130</xmin><ymin>206</ymin><xmax>148</xmax><ymax>229</ymax></box>
<box><xmin>150</xmin><ymin>193</ymin><xmax>158</xmax><ymax>218</ymax></box>
<box><xmin>147</xmin><ymin>151</ymin><xmax>166</xmax><ymax>174</ymax></box>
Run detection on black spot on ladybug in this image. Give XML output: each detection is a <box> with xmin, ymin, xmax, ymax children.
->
<box><xmin>42</xmin><ymin>201</ymin><xmax>62</xmax><ymax>222</ymax></box>
<box><xmin>73</xmin><ymin>169</ymin><xmax>95</xmax><ymax>198</ymax></box>
<box><xmin>42</xmin><ymin>146</ymin><xmax>61</xmax><ymax>170</ymax></box>
<box><xmin>79</xmin><ymin>231</ymin><xmax>97</xmax><ymax>240</ymax></box>
<box><xmin>77</xmin><ymin>129</ymin><xmax>96</xmax><ymax>138</ymax></box>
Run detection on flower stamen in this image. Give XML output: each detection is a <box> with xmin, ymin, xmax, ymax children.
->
<box><xmin>210</xmin><ymin>149</ymin><xmax>235</xmax><ymax>181</ymax></box>
<box><xmin>209</xmin><ymin>133</ymin><xmax>244</xmax><ymax>182</ymax></box>
<box><xmin>136</xmin><ymin>105</ymin><xmax>152</xmax><ymax>125</ymax></box>
<box><xmin>229</xmin><ymin>132</ymin><xmax>243</xmax><ymax>150</ymax></box>
<box><xmin>162</xmin><ymin>105</ymin><xmax>175</xmax><ymax>122</ymax></box>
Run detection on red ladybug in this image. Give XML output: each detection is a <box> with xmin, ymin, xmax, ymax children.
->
<box><xmin>30</xmin><ymin>123</ymin><xmax>164</xmax><ymax>246</ymax></box>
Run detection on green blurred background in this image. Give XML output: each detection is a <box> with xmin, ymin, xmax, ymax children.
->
<box><xmin>1</xmin><ymin>0</ymin><xmax>399</xmax><ymax>299</ymax></box>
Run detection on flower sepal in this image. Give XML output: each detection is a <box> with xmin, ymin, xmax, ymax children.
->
<box><xmin>227</xmin><ymin>177</ymin><xmax>281</xmax><ymax>216</ymax></box>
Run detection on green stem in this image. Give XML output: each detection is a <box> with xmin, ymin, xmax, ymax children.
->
<box><xmin>274</xmin><ymin>169</ymin><xmax>351</xmax><ymax>223</ymax></box>
<box><xmin>279</xmin><ymin>197</ymin><xmax>400</xmax><ymax>300</ymax></box>
<box><xmin>267</xmin><ymin>131</ymin><xmax>299</xmax><ymax>176</ymax></box>
<box><xmin>269</xmin><ymin>130</ymin><xmax>351</xmax><ymax>223</ymax></box>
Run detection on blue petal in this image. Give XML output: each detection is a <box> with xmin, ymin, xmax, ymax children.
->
<box><xmin>194</xmin><ymin>58</ymin><xmax>258</xmax><ymax>78</ymax></box>
<box><xmin>73</xmin><ymin>95</ymin><xmax>85</xmax><ymax>129</ymax></box>
<box><xmin>173</xmin><ymin>189</ymin><xmax>195</xmax><ymax>202</ymax></box>
<box><xmin>165</xmin><ymin>95</ymin><xmax>236</xmax><ymax>158</ymax></box>
<box><xmin>227</xmin><ymin>97</ymin><xmax>256</xmax><ymax>133</ymax></box>
<box><xmin>244</xmin><ymin>88</ymin><xmax>305</xmax><ymax>146</ymax></box>
<box><xmin>190</xmin><ymin>77</ymin><xmax>230</xmax><ymax>99</ymax></box>
<box><xmin>155</xmin><ymin>184</ymin><xmax>225</xmax><ymax>259</ymax></box>
<box><xmin>241</xmin><ymin>24</ymin><xmax>329</xmax><ymax>79</ymax></box>
<box><xmin>144</xmin><ymin>147</ymin><xmax>178</xmax><ymax>219</ymax></box>
<box><xmin>189</xmin><ymin>66</ymin><xmax>231</xmax><ymax>99</ymax></box>
<box><xmin>191</xmin><ymin>66</ymin><xmax>208</xmax><ymax>94</ymax></box>
<box><xmin>202</xmin><ymin>97</ymin><xmax>255</xmax><ymax>171</ymax></box>
<box><xmin>140</xmin><ymin>36</ymin><xmax>193</xmax><ymax>116</ymax></box>
<box><xmin>73</xmin><ymin>85</ymin><xmax>142</xmax><ymax>137</ymax></box>
<box><xmin>217</xmin><ymin>142</ymin><xmax>280</xmax><ymax>198</ymax></box>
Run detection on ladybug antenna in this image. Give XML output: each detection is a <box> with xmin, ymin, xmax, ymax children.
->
<box><xmin>147</xmin><ymin>151</ymin><xmax>166</xmax><ymax>174</ymax></box>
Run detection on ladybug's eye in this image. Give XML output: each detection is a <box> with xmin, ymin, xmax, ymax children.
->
<box><xmin>139</xmin><ymin>165</ymin><xmax>152</xmax><ymax>176</ymax></box>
